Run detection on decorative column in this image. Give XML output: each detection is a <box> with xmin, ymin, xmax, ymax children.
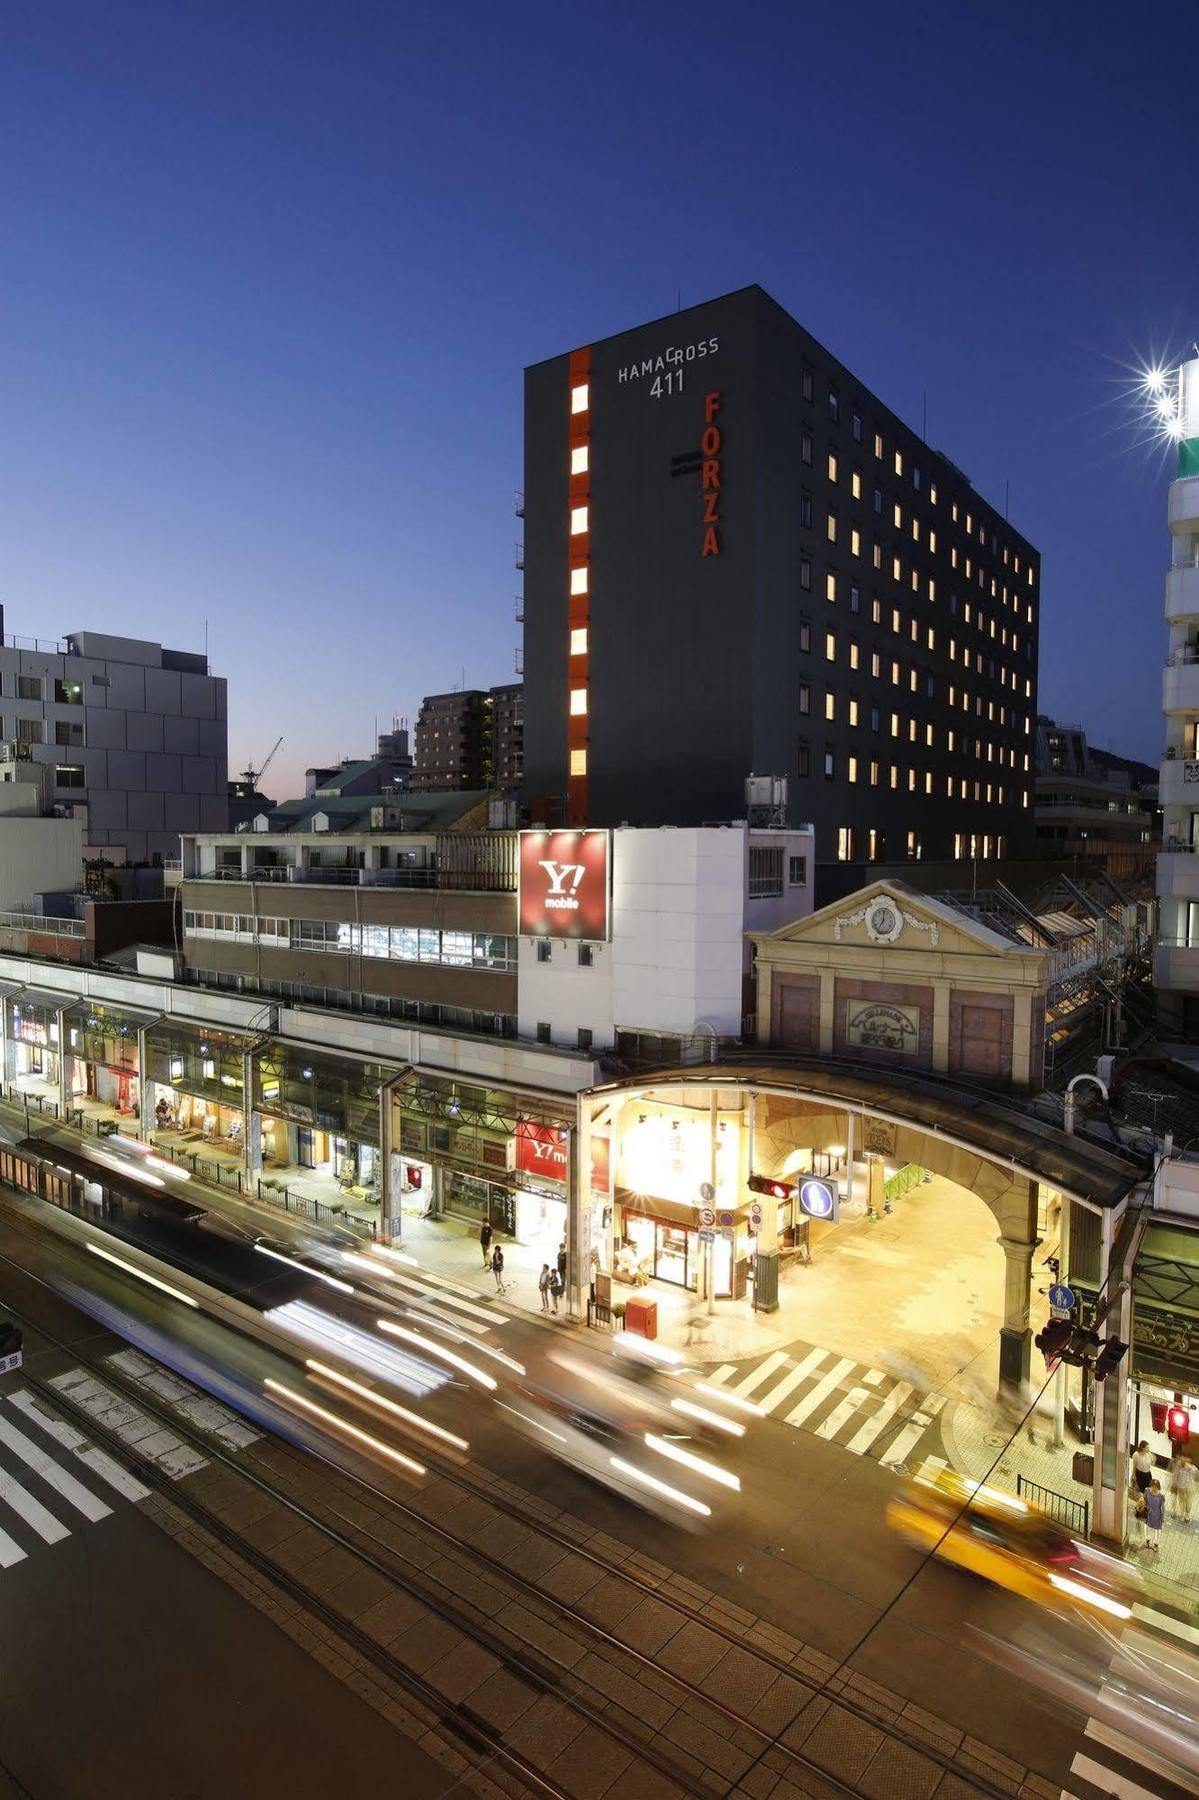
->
<box><xmin>1091</xmin><ymin>1201</ymin><xmax>1136</xmax><ymax>1546</ymax></box>
<box><xmin>570</xmin><ymin>1096</ymin><xmax>591</xmax><ymax>1323</ymax></box>
<box><xmin>996</xmin><ymin>1179</ymin><xmax>1038</xmax><ymax>1393</ymax></box>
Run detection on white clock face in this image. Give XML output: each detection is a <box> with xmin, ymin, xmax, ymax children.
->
<box><xmin>866</xmin><ymin>900</ymin><xmax>902</xmax><ymax>944</ymax></box>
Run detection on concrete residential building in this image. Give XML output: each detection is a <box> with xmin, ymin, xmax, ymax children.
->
<box><xmin>1156</xmin><ymin>350</ymin><xmax>1199</xmax><ymax>1029</ymax></box>
<box><xmin>1034</xmin><ymin>717</ymin><xmax>1157</xmax><ymax>884</ymax></box>
<box><xmin>522</xmin><ymin>285</ymin><xmax>1040</xmax><ymax>883</ymax></box>
<box><xmin>0</xmin><ymin>778</ymin><xmax>84</xmax><ymax>912</ymax></box>
<box><xmin>489</xmin><ymin>682</ymin><xmax>524</xmax><ymax>795</ymax></box>
<box><xmin>0</xmin><ymin>621</ymin><xmax>228</xmax><ymax>863</ymax></box>
<box><xmin>412</xmin><ymin>685</ymin><xmax>522</xmax><ymax>794</ymax></box>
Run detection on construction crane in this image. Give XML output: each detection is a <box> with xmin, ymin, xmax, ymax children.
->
<box><xmin>241</xmin><ymin>735</ymin><xmax>282</xmax><ymax>791</ymax></box>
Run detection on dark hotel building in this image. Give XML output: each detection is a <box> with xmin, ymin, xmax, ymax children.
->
<box><xmin>522</xmin><ymin>285</ymin><xmax>1039</xmax><ymax>875</ymax></box>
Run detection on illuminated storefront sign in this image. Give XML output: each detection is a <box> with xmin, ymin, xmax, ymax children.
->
<box><xmin>514</xmin><ymin>1120</ymin><xmax>569</xmax><ymax>1181</ymax></box>
<box><xmin>701</xmin><ymin>391</ymin><xmax>722</xmax><ymax>558</ymax></box>
<box><xmin>618</xmin><ymin>1112</ymin><xmax>738</xmax><ymax>1208</ymax></box>
<box><xmin>519</xmin><ymin>830</ymin><xmax>610</xmax><ymax>940</ymax></box>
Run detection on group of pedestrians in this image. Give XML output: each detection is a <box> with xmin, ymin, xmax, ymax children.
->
<box><xmin>479</xmin><ymin>1220</ymin><xmax>568</xmax><ymax>1311</ymax></box>
<box><xmin>1130</xmin><ymin>1439</ymin><xmax>1198</xmax><ymax>1551</ymax></box>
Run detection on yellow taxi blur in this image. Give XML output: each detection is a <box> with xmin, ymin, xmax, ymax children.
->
<box><xmin>886</xmin><ymin>1467</ymin><xmax>1137</xmax><ymax>1620</ymax></box>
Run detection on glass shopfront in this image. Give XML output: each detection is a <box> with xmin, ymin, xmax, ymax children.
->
<box><xmin>617</xmin><ymin>1209</ymin><xmax>735</xmax><ymax>1298</ymax></box>
<box><xmin>396</xmin><ymin>1075</ymin><xmax>573</xmax><ymax>1240</ymax></box>
<box><xmin>143</xmin><ymin>1020</ymin><xmax>251</xmax><ymax>1152</ymax></box>
<box><xmin>254</xmin><ymin>1043</ymin><xmax>395</xmax><ymax>1192</ymax></box>
<box><xmin>63</xmin><ymin>1001</ymin><xmax>153</xmax><ymax>1123</ymax></box>
<box><xmin>6</xmin><ymin>993</ymin><xmax>64</xmax><ymax>1102</ymax></box>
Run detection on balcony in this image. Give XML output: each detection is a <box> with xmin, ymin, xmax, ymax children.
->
<box><xmin>1157</xmin><ymin>846</ymin><xmax>1199</xmax><ymax>901</ymax></box>
<box><xmin>1160</xmin><ymin>756</ymin><xmax>1199</xmax><ymax>807</ymax></box>
<box><xmin>1163</xmin><ymin>648</ymin><xmax>1199</xmax><ymax>713</ymax></box>
<box><xmin>1167</xmin><ymin>562</ymin><xmax>1199</xmax><ymax>623</ymax></box>
<box><xmin>1170</xmin><ymin>475</ymin><xmax>1199</xmax><ymax>533</ymax></box>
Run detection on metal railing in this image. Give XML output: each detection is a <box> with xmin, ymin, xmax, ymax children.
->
<box><xmin>255</xmin><ymin>1176</ymin><xmax>377</xmax><ymax>1240</ymax></box>
<box><xmin>1166</xmin><ymin>645</ymin><xmax>1199</xmax><ymax>666</ymax></box>
<box><xmin>0</xmin><ymin>910</ymin><xmax>84</xmax><ymax>937</ymax></box>
<box><xmin>0</xmin><ymin>1085</ymin><xmax>61</xmax><ymax>1121</ymax></box>
<box><xmin>1</xmin><ymin>634</ymin><xmax>68</xmax><ymax>654</ymax></box>
<box><xmin>193</xmin><ymin>863</ymin><xmax>515</xmax><ymax>892</ymax></box>
<box><xmin>1015</xmin><ymin>1474</ymin><xmax>1089</xmax><ymax>1538</ymax></box>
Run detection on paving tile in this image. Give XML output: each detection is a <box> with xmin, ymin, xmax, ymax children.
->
<box><xmin>857</xmin><ymin>1738</ymin><xmax>943</xmax><ymax>1800</ymax></box>
<box><xmin>580</xmin><ymin>1573</ymin><xmax>645</xmax><ymax>1628</ymax></box>
<box><xmin>950</xmin><ymin>1756</ymin><xmax>1020</xmax><ymax>1797</ymax></box>
<box><xmin>571</xmin><ymin>1651</ymin><xmax>676</xmax><ymax>1730</ymax></box>
<box><xmin>494</xmin><ymin>1601</ymin><xmax>587</xmax><ymax>1669</ymax></box>
<box><xmin>324</xmin><ymin>1566</ymin><xmax>395</xmax><ymax>1618</ymax></box>
<box><xmin>506</xmin><ymin>1693</ymin><xmax>588</xmax><ymax>1764</ymax></box>
<box><xmin>747</xmin><ymin>1671</ymin><xmax>818</xmax><ymax>1740</ymax></box>
<box><xmin>961</xmin><ymin>1737</ymin><xmax>1026</xmax><ymax>1782</ymax></box>
<box><xmin>545</xmin><ymin>1721</ymin><xmax>635</xmax><ymax>1799</ymax></box>
<box><xmin>659</xmin><ymin>1709</ymin><xmax>755</xmax><ymax>1785</ymax></box>
<box><xmin>899</xmin><ymin>1704</ymin><xmax>963</xmax><ymax>1751</ymax></box>
<box><xmin>467</xmin><ymin>1667</ymin><xmax>542</xmax><ymax>1733</ymax></box>
<box><xmin>702</xmin><ymin>1642</ymin><xmax>780</xmax><ymax>1712</ymax></box>
<box><xmin>657</xmin><ymin>1617</ymin><xmax>734</xmax><ymax>1685</ymax></box>
<box><xmin>387</xmin><ymin>1614</ymin><xmax>466</xmax><ymax>1675</ymax></box>
<box><xmin>357</xmin><ymin>1588</ymin><xmax>427</xmax><ymax>1643</ymax></box>
<box><xmin>424</xmin><ymin>1639</ymin><xmax>503</xmax><ymax>1704</ymax></box>
<box><xmin>615</xmin><ymin>1595</ymin><xmax>688</xmax><ymax>1657</ymax></box>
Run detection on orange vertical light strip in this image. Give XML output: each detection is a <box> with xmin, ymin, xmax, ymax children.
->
<box><xmin>566</xmin><ymin>346</ymin><xmax>591</xmax><ymax>826</ymax></box>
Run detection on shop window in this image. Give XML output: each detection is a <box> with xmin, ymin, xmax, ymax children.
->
<box><xmin>578</xmin><ymin>944</ymin><xmax>593</xmax><ymax>968</ymax></box>
<box><xmin>536</xmin><ymin>1022</ymin><xmax>551</xmax><ymax>1044</ymax></box>
<box><xmin>537</xmin><ymin>941</ymin><xmax>551</xmax><ymax>964</ymax></box>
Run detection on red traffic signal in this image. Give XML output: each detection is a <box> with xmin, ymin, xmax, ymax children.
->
<box><xmin>1167</xmin><ymin>1406</ymin><xmax>1191</xmax><ymax>1445</ymax></box>
<box><xmin>747</xmin><ymin>1172</ymin><xmax>793</xmax><ymax>1200</ymax></box>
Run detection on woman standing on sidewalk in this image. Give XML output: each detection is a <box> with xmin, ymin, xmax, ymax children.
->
<box><xmin>490</xmin><ymin>1242</ymin><xmax>506</xmax><ymax>1295</ymax></box>
<box><xmin>1132</xmin><ymin>1441</ymin><xmax>1154</xmax><ymax>1497</ymax></box>
<box><xmin>1144</xmin><ymin>1480</ymin><xmax>1166</xmax><ymax>1552</ymax></box>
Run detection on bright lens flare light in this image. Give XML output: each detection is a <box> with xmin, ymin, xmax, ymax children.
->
<box><xmin>645</xmin><ymin>1433</ymin><xmax>740</xmax><ymax>1491</ymax></box>
<box><xmin>376</xmin><ymin>1320</ymin><xmax>497</xmax><ymax>1390</ymax></box>
<box><xmin>305</xmin><ymin>1361</ymin><xmax>468</xmax><ymax>1451</ymax></box>
<box><xmin>86</xmin><ymin>1242</ymin><xmax>199</xmax><ymax>1308</ymax></box>
<box><xmin>264</xmin><ymin>1378</ymin><xmax>426</xmax><ymax>1476</ymax></box>
<box><xmin>1144</xmin><ymin>366</ymin><xmax>1167</xmax><ymax>395</ymax></box>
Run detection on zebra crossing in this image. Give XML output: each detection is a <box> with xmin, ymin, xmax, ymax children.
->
<box><xmin>0</xmin><ymin>1383</ymin><xmax>153</xmax><ymax>1570</ymax></box>
<box><xmin>1062</xmin><ymin>1606</ymin><xmax>1199</xmax><ymax>1800</ymax></box>
<box><xmin>705</xmin><ymin>1340</ymin><xmax>948</xmax><ymax>1469</ymax></box>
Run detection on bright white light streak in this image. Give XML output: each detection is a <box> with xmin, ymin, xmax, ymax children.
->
<box><xmin>91</xmin><ymin>1152</ymin><xmax>165</xmax><ymax>1189</ymax></box>
<box><xmin>670</xmin><ymin>1397</ymin><xmax>745</xmax><ymax>1437</ymax></box>
<box><xmin>145</xmin><ymin>1155</ymin><xmax>190</xmax><ymax>1180</ymax></box>
<box><xmin>87</xmin><ymin>1242</ymin><xmax>199</xmax><ymax>1308</ymax></box>
<box><xmin>692</xmin><ymin>1382</ymin><xmax>765</xmax><ymax>1418</ymax></box>
<box><xmin>495</xmin><ymin>1400</ymin><xmax>567</xmax><ymax>1446</ymax></box>
<box><xmin>645</xmin><ymin>1433</ymin><xmax>740</xmax><ymax>1491</ymax></box>
<box><xmin>254</xmin><ymin>1243</ymin><xmax>354</xmax><ymax>1294</ymax></box>
<box><xmin>1048</xmin><ymin>1572</ymin><xmax>1132</xmax><ymax>1621</ymax></box>
<box><xmin>377</xmin><ymin>1320</ymin><xmax>497</xmax><ymax>1390</ymax></box>
<box><xmin>614</xmin><ymin>1336</ymin><xmax>683</xmax><ymax>1367</ymax></box>
<box><xmin>305</xmin><ymin>1361</ymin><xmax>468</xmax><ymax>1451</ymax></box>
<box><xmin>366</xmin><ymin>1243</ymin><xmax>420</xmax><ymax>1269</ymax></box>
<box><xmin>609</xmin><ymin>1456</ymin><xmax>712</xmax><ymax>1518</ymax></box>
<box><xmin>109</xmin><ymin>1134</ymin><xmax>152</xmax><ymax>1155</ymax></box>
<box><xmin>264</xmin><ymin>1378</ymin><xmax>426</xmax><ymax>1476</ymax></box>
<box><xmin>265</xmin><ymin>1301</ymin><xmax>443</xmax><ymax>1397</ymax></box>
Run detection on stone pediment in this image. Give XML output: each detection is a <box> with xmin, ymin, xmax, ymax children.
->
<box><xmin>759</xmin><ymin>879</ymin><xmax>1035</xmax><ymax>963</ymax></box>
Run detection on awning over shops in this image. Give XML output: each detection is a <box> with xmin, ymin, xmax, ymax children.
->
<box><xmin>61</xmin><ymin>998</ymin><xmax>162</xmax><ymax>1032</ymax></box>
<box><xmin>586</xmin><ymin>1054</ymin><xmax>1147</xmax><ymax>1210</ymax></box>
<box><xmin>9</xmin><ymin>987</ymin><xmax>77</xmax><ymax>1015</ymax></box>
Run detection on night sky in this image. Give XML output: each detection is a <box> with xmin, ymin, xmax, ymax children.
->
<box><xmin>0</xmin><ymin>1</ymin><xmax>1190</xmax><ymax>798</ymax></box>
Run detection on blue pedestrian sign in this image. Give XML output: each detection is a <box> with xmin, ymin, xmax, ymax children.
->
<box><xmin>798</xmin><ymin>1179</ymin><xmax>839</xmax><ymax>1223</ymax></box>
<box><xmin>1047</xmin><ymin>1283</ymin><xmax>1076</xmax><ymax>1313</ymax></box>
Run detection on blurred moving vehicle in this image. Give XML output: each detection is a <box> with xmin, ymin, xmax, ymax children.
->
<box><xmin>887</xmin><ymin>1467</ymin><xmax>1140</xmax><ymax>1620</ymax></box>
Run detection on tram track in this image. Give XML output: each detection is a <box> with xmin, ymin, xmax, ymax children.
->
<box><xmin>0</xmin><ymin>1199</ymin><xmax>1016</xmax><ymax>1799</ymax></box>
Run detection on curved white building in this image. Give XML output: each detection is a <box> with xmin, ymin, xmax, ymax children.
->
<box><xmin>1156</xmin><ymin>354</ymin><xmax>1199</xmax><ymax>1029</ymax></box>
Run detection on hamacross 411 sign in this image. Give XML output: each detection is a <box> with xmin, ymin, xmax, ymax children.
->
<box><xmin>519</xmin><ymin>830</ymin><xmax>611</xmax><ymax>940</ymax></box>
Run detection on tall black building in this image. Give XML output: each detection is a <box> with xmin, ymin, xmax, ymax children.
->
<box><xmin>522</xmin><ymin>285</ymin><xmax>1039</xmax><ymax>875</ymax></box>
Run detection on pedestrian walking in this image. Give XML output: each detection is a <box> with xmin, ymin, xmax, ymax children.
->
<box><xmin>1132</xmin><ymin>1440</ymin><xmax>1154</xmax><ymax>1496</ymax></box>
<box><xmin>490</xmin><ymin>1242</ymin><xmax>506</xmax><ymax>1294</ymax></box>
<box><xmin>1145</xmin><ymin>1480</ymin><xmax>1166</xmax><ymax>1552</ymax></box>
<box><xmin>1169</xmin><ymin>1449</ymin><xmax>1197</xmax><ymax>1522</ymax></box>
<box><xmin>557</xmin><ymin>1240</ymin><xmax>568</xmax><ymax>1289</ymax></box>
<box><xmin>538</xmin><ymin>1263</ymin><xmax>552</xmax><ymax>1313</ymax></box>
<box><xmin>549</xmin><ymin>1265</ymin><xmax>562</xmax><ymax>1314</ymax></box>
<box><xmin>479</xmin><ymin>1220</ymin><xmax>493</xmax><ymax>1268</ymax></box>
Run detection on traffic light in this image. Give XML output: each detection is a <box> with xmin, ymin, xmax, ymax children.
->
<box><xmin>1034</xmin><ymin>1317</ymin><xmax>1076</xmax><ymax>1369</ymax></box>
<box><xmin>1167</xmin><ymin>1405</ymin><xmax>1191</xmax><ymax>1446</ymax></box>
<box><xmin>1092</xmin><ymin>1338</ymin><xmax>1128</xmax><ymax>1383</ymax></box>
<box><xmin>747</xmin><ymin>1173</ymin><xmax>793</xmax><ymax>1200</ymax></box>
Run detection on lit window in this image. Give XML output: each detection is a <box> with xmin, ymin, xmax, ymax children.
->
<box><xmin>837</xmin><ymin>826</ymin><xmax>854</xmax><ymax>861</ymax></box>
<box><xmin>852</xmin><ymin>470</ymin><xmax>862</xmax><ymax>499</ymax></box>
<box><xmin>848</xmin><ymin>696</ymin><xmax>859</xmax><ymax>726</ymax></box>
<box><xmin>570</xmin><ymin>566</ymin><xmax>588</xmax><ymax>595</ymax></box>
<box><xmin>930</xmin><ymin>484</ymin><xmax>938</xmax><ymax>506</ymax></box>
<box><xmin>826</xmin><ymin>571</ymin><xmax>837</xmax><ymax>602</ymax></box>
<box><xmin>848</xmin><ymin>755</ymin><xmax>859</xmax><ymax>783</ymax></box>
<box><xmin>870</xmin><ymin>759</ymin><xmax>879</xmax><ymax>785</ymax></box>
<box><xmin>925</xmin><ymin>723</ymin><xmax>934</xmax><ymax>746</ymax></box>
<box><xmin>867</xmin><ymin>828</ymin><xmax>878</xmax><ymax>860</ymax></box>
<box><xmin>570</xmin><ymin>748</ymin><xmax>587</xmax><ymax>776</ymax></box>
<box><xmin>570</xmin><ymin>506</ymin><xmax>588</xmax><ymax>535</ymax></box>
<box><xmin>825</xmin><ymin>691</ymin><xmax>836</xmax><ymax>721</ymax></box>
<box><xmin>849</xmin><ymin>642</ymin><xmax>860</xmax><ymax>670</ymax></box>
<box><xmin>911</xmin><ymin>516</ymin><xmax>920</xmax><ymax>541</ymax></box>
<box><xmin>929</xmin><ymin>531</ymin><xmax>937</xmax><ymax>554</ymax></box>
<box><xmin>825</xmin><ymin>631</ymin><xmax>836</xmax><ymax>661</ymax></box>
<box><xmin>570</xmin><ymin>627</ymin><xmax>588</xmax><ymax>655</ymax></box>
<box><xmin>850</xmin><ymin>527</ymin><xmax>861</xmax><ymax>558</ymax></box>
<box><xmin>874</xmin><ymin>432</ymin><xmax>883</xmax><ymax>459</ymax></box>
<box><xmin>569</xmin><ymin>688</ymin><xmax>588</xmax><ymax>716</ymax></box>
<box><xmin>827</xmin><ymin>512</ymin><xmax>838</xmax><ymax>543</ymax></box>
<box><xmin>571</xmin><ymin>383</ymin><xmax>589</xmax><ymax>414</ymax></box>
<box><xmin>893</xmin><ymin>503</ymin><xmax>902</xmax><ymax>528</ymax></box>
<box><xmin>890</xmin><ymin>712</ymin><xmax>899</xmax><ymax>736</ymax></box>
<box><xmin>571</xmin><ymin>445</ymin><xmax>589</xmax><ymax>475</ymax></box>
<box><xmin>894</xmin><ymin>450</ymin><xmax>903</xmax><ymax>476</ymax></box>
<box><xmin>828</xmin><ymin>452</ymin><xmax>838</xmax><ymax>482</ymax></box>
<box><xmin>889</xmin><ymin>764</ymin><xmax>899</xmax><ymax>789</ymax></box>
<box><xmin>924</xmin><ymin>771</ymin><xmax>933</xmax><ymax>794</ymax></box>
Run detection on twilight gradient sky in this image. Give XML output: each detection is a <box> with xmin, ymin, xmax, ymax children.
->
<box><xmin>0</xmin><ymin>2</ymin><xmax>1190</xmax><ymax>799</ymax></box>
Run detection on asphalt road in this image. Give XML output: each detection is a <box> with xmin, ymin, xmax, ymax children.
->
<box><xmin>0</xmin><ymin>1147</ymin><xmax>1192</xmax><ymax>1799</ymax></box>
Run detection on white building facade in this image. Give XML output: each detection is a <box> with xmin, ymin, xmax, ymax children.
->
<box><xmin>1156</xmin><ymin>353</ymin><xmax>1199</xmax><ymax>1029</ymax></box>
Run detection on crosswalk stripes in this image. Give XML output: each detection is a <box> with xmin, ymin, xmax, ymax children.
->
<box><xmin>0</xmin><ymin>1410</ymin><xmax>113</xmax><ymax>1522</ymax></box>
<box><xmin>707</xmin><ymin>1340</ymin><xmax>947</xmax><ymax>1467</ymax></box>
<box><xmin>7</xmin><ymin>1390</ymin><xmax>151</xmax><ymax>1502</ymax></box>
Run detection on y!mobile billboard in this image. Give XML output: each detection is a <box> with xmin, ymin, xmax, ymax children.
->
<box><xmin>519</xmin><ymin>830</ymin><xmax>610</xmax><ymax>940</ymax></box>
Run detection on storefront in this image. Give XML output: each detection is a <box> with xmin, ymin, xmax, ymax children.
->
<box><xmin>394</xmin><ymin>1075</ymin><xmax>574</xmax><ymax>1240</ymax></box>
<box><xmin>1125</xmin><ymin>1223</ymin><xmax>1199</xmax><ymax>1471</ymax></box>
<box><xmin>4</xmin><ymin>989</ymin><xmax>66</xmax><ymax>1107</ymax></box>
<box><xmin>254</xmin><ymin>1042</ymin><xmax>398</xmax><ymax>1200</ymax></box>
<box><xmin>143</xmin><ymin>1019</ymin><xmax>251</xmax><ymax>1153</ymax></box>
<box><xmin>613</xmin><ymin>1104</ymin><xmax>749</xmax><ymax>1298</ymax></box>
<box><xmin>62</xmin><ymin>999</ymin><xmax>157</xmax><ymax>1125</ymax></box>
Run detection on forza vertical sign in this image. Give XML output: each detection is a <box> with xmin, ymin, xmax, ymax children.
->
<box><xmin>701</xmin><ymin>391</ymin><xmax>722</xmax><ymax>558</ymax></box>
<box><xmin>520</xmin><ymin>831</ymin><xmax>610</xmax><ymax>940</ymax></box>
